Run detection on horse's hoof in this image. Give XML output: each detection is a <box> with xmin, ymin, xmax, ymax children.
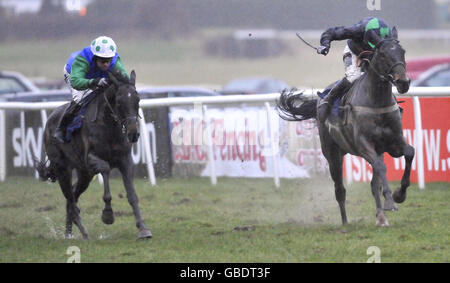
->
<box><xmin>376</xmin><ymin>221</ymin><xmax>389</xmax><ymax>227</ymax></box>
<box><xmin>393</xmin><ymin>188</ymin><xmax>407</xmax><ymax>203</ymax></box>
<box><xmin>101</xmin><ymin>209</ymin><xmax>115</xmax><ymax>225</ymax></box>
<box><xmin>138</xmin><ymin>229</ymin><xmax>152</xmax><ymax>239</ymax></box>
<box><xmin>376</xmin><ymin>212</ymin><xmax>390</xmax><ymax>227</ymax></box>
<box><xmin>65</xmin><ymin>233</ymin><xmax>75</xmax><ymax>240</ymax></box>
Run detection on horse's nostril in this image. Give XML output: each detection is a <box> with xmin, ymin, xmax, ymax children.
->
<box><xmin>395</xmin><ymin>80</ymin><xmax>410</xmax><ymax>94</ymax></box>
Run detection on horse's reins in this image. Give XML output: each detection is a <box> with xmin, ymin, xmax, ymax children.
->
<box><xmin>359</xmin><ymin>39</ymin><xmax>407</xmax><ymax>84</ymax></box>
<box><xmin>362</xmin><ymin>57</ymin><xmax>406</xmax><ymax>83</ymax></box>
<box><xmin>103</xmin><ymin>89</ymin><xmax>140</xmax><ymax>135</ymax></box>
<box><xmin>349</xmin><ymin>40</ymin><xmax>407</xmax><ymax>115</ymax></box>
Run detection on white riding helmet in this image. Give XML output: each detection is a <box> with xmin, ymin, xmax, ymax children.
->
<box><xmin>90</xmin><ymin>36</ymin><xmax>117</xmax><ymax>58</ymax></box>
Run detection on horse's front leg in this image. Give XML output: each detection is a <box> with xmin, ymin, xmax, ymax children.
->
<box><xmin>359</xmin><ymin>137</ymin><xmax>390</xmax><ymax>227</ymax></box>
<box><xmin>374</xmin><ymin>153</ymin><xmax>397</xmax><ymax>212</ymax></box>
<box><xmin>370</xmin><ymin>156</ymin><xmax>391</xmax><ymax>227</ymax></box>
<box><xmin>87</xmin><ymin>153</ymin><xmax>114</xmax><ymax>225</ymax></box>
<box><xmin>101</xmin><ymin>172</ymin><xmax>115</xmax><ymax>225</ymax></box>
<box><xmin>393</xmin><ymin>143</ymin><xmax>415</xmax><ymax>203</ymax></box>
<box><xmin>118</xmin><ymin>155</ymin><xmax>152</xmax><ymax>239</ymax></box>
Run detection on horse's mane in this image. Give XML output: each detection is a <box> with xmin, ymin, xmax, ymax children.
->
<box><xmin>109</xmin><ymin>69</ymin><xmax>131</xmax><ymax>85</ymax></box>
<box><xmin>89</xmin><ymin>70</ymin><xmax>135</xmax><ymax>122</ymax></box>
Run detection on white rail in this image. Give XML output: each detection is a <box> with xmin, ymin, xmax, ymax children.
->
<box><xmin>1</xmin><ymin>87</ymin><xmax>449</xmax><ymax>188</ymax></box>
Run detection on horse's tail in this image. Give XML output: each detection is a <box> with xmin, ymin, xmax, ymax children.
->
<box><xmin>277</xmin><ymin>89</ymin><xmax>317</xmax><ymax>121</ymax></box>
<box><xmin>33</xmin><ymin>158</ymin><xmax>57</xmax><ymax>182</ymax></box>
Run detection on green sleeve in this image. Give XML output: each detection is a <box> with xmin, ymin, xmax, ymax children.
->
<box><xmin>69</xmin><ymin>55</ymin><xmax>93</xmax><ymax>90</ymax></box>
<box><xmin>112</xmin><ymin>56</ymin><xmax>129</xmax><ymax>79</ymax></box>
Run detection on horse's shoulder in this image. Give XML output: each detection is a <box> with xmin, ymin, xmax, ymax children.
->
<box><xmin>342</xmin><ymin>76</ymin><xmax>365</xmax><ymax>106</ymax></box>
<box><xmin>83</xmin><ymin>92</ymin><xmax>104</xmax><ymax>123</ymax></box>
<box><xmin>48</xmin><ymin>102</ymin><xmax>70</xmax><ymax>121</ymax></box>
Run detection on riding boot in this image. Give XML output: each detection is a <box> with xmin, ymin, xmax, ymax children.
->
<box><xmin>317</xmin><ymin>77</ymin><xmax>352</xmax><ymax>123</ymax></box>
<box><xmin>53</xmin><ymin>101</ymin><xmax>82</xmax><ymax>143</ymax></box>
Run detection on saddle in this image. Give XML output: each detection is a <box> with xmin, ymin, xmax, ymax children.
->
<box><xmin>319</xmin><ymin>77</ymin><xmax>404</xmax><ymax>126</ymax></box>
<box><xmin>65</xmin><ymin>91</ymin><xmax>99</xmax><ymax>142</ymax></box>
<box><xmin>318</xmin><ymin>80</ymin><xmax>353</xmax><ymax>123</ymax></box>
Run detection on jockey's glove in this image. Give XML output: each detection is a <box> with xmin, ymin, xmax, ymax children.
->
<box><xmin>90</xmin><ymin>78</ymin><xmax>109</xmax><ymax>89</ymax></box>
<box><xmin>317</xmin><ymin>45</ymin><xmax>329</xmax><ymax>56</ymax></box>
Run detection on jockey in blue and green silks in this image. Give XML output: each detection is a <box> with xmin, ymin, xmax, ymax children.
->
<box><xmin>54</xmin><ymin>36</ymin><xmax>129</xmax><ymax>143</ymax></box>
<box><xmin>316</xmin><ymin>17</ymin><xmax>394</xmax><ymax>123</ymax></box>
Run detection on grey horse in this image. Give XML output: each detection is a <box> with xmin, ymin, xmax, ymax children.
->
<box><xmin>278</xmin><ymin>30</ymin><xmax>413</xmax><ymax>226</ymax></box>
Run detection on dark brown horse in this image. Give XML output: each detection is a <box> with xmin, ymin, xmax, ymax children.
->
<box><xmin>278</xmin><ymin>29</ymin><xmax>413</xmax><ymax>226</ymax></box>
<box><xmin>35</xmin><ymin>70</ymin><xmax>152</xmax><ymax>239</ymax></box>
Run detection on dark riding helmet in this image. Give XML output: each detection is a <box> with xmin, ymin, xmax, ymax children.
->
<box><xmin>364</xmin><ymin>18</ymin><xmax>392</xmax><ymax>48</ymax></box>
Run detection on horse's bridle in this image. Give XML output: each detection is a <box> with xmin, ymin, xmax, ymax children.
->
<box><xmin>103</xmin><ymin>91</ymin><xmax>140</xmax><ymax>134</ymax></box>
<box><xmin>365</xmin><ymin>59</ymin><xmax>406</xmax><ymax>83</ymax></box>
<box><xmin>360</xmin><ymin>39</ymin><xmax>408</xmax><ymax>84</ymax></box>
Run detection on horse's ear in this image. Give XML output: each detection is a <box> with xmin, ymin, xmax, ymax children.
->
<box><xmin>392</xmin><ymin>26</ymin><xmax>398</xmax><ymax>40</ymax></box>
<box><xmin>130</xmin><ymin>70</ymin><xmax>136</xmax><ymax>86</ymax></box>
<box><xmin>108</xmin><ymin>70</ymin><xmax>120</xmax><ymax>86</ymax></box>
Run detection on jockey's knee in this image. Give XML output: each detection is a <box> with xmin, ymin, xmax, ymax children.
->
<box><xmin>73</xmin><ymin>92</ymin><xmax>83</xmax><ymax>104</ymax></box>
<box><xmin>345</xmin><ymin>68</ymin><xmax>361</xmax><ymax>83</ymax></box>
<box><xmin>72</xmin><ymin>89</ymin><xmax>91</xmax><ymax>105</ymax></box>
<box><xmin>343</xmin><ymin>53</ymin><xmax>352</xmax><ymax>67</ymax></box>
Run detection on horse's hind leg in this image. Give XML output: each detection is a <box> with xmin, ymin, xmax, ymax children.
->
<box><xmin>319</xmin><ymin>128</ymin><xmax>348</xmax><ymax>225</ymax></box>
<box><xmin>393</xmin><ymin>144</ymin><xmax>415</xmax><ymax>203</ymax></box>
<box><xmin>328</xmin><ymin>151</ymin><xmax>348</xmax><ymax>225</ymax></box>
<box><xmin>74</xmin><ymin>170</ymin><xmax>93</xmax><ymax>201</ymax></box>
<box><xmin>70</xmin><ymin>169</ymin><xmax>93</xmax><ymax>240</ymax></box>
<box><xmin>58</xmin><ymin>167</ymin><xmax>89</xmax><ymax>239</ymax></box>
<box><xmin>57</xmin><ymin>168</ymin><xmax>74</xmax><ymax>238</ymax></box>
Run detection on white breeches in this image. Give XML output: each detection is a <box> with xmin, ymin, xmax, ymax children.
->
<box><xmin>343</xmin><ymin>45</ymin><xmax>363</xmax><ymax>83</ymax></box>
<box><xmin>63</xmin><ymin>65</ymin><xmax>92</xmax><ymax>104</ymax></box>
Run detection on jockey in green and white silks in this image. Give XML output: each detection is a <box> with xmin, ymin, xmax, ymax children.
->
<box><xmin>55</xmin><ymin>36</ymin><xmax>128</xmax><ymax>143</ymax></box>
<box><xmin>316</xmin><ymin>17</ymin><xmax>394</xmax><ymax>123</ymax></box>
<box><xmin>63</xmin><ymin>36</ymin><xmax>128</xmax><ymax>104</ymax></box>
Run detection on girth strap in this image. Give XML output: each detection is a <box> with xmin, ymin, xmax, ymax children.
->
<box><xmin>352</xmin><ymin>103</ymin><xmax>399</xmax><ymax>114</ymax></box>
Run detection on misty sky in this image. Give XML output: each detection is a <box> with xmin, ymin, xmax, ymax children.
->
<box><xmin>1</xmin><ymin>0</ymin><xmax>92</xmax><ymax>13</ymax></box>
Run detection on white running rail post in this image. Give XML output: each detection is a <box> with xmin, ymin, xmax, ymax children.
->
<box><xmin>0</xmin><ymin>110</ymin><xmax>5</xmax><ymax>182</ymax></box>
<box><xmin>265</xmin><ymin>102</ymin><xmax>280</xmax><ymax>188</ymax></box>
<box><xmin>138</xmin><ymin>108</ymin><xmax>156</xmax><ymax>186</ymax></box>
<box><xmin>202</xmin><ymin>105</ymin><xmax>217</xmax><ymax>186</ymax></box>
<box><xmin>412</xmin><ymin>97</ymin><xmax>425</xmax><ymax>189</ymax></box>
